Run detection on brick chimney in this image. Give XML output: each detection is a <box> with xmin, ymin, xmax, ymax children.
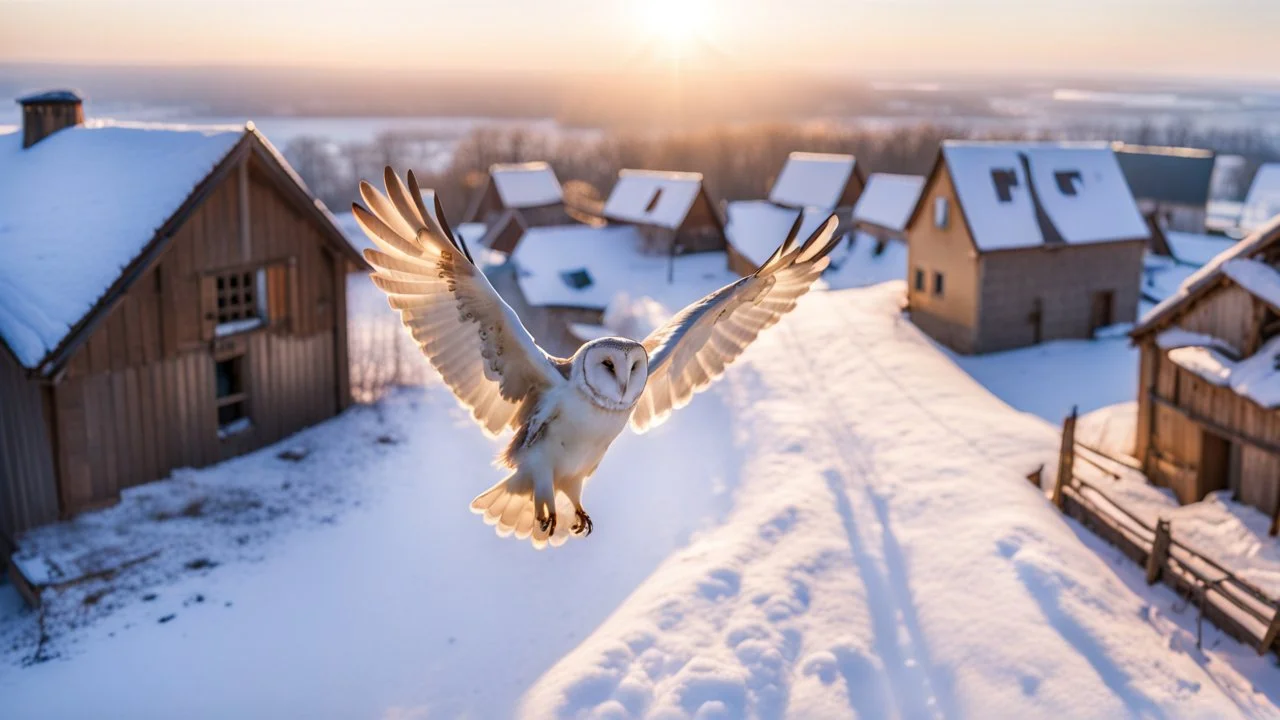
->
<box><xmin>18</xmin><ymin>90</ymin><xmax>84</xmax><ymax>149</ymax></box>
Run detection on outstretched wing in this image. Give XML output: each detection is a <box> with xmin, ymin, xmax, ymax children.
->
<box><xmin>355</xmin><ymin>167</ymin><xmax>565</xmax><ymax>435</ymax></box>
<box><xmin>630</xmin><ymin>215</ymin><xmax>841</xmax><ymax>433</ymax></box>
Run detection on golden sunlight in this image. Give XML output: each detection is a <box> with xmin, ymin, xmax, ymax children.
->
<box><xmin>634</xmin><ymin>0</ymin><xmax>712</xmax><ymax>60</ymax></box>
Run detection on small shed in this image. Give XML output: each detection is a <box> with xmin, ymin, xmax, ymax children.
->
<box><xmin>494</xmin><ymin>224</ymin><xmax>649</xmax><ymax>356</ymax></box>
<box><xmin>852</xmin><ymin>173</ymin><xmax>925</xmax><ymax>243</ymax></box>
<box><xmin>724</xmin><ymin>200</ymin><xmax>830</xmax><ymax>276</ymax></box>
<box><xmin>0</xmin><ymin>91</ymin><xmax>363</xmax><ymax>554</ymax></box>
<box><xmin>1129</xmin><ymin>216</ymin><xmax>1280</xmax><ymax>527</ymax></box>
<box><xmin>1113</xmin><ymin>143</ymin><xmax>1216</xmax><ymax>246</ymax></box>
<box><xmin>904</xmin><ymin>141</ymin><xmax>1148</xmax><ymax>354</ymax></box>
<box><xmin>1242</xmin><ymin>163</ymin><xmax>1280</xmax><ymax>234</ymax></box>
<box><xmin>602</xmin><ymin>170</ymin><xmax>726</xmax><ymax>256</ymax></box>
<box><xmin>768</xmin><ymin>151</ymin><xmax>865</xmax><ymax>213</ymax></box>
<box><xmin>463</xmin><ymin>162</ymin><xmax>572</xmax><ymax>252</ymax></box>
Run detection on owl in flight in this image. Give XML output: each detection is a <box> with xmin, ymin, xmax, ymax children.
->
<box><xmin>354</xmin><ymin>168</ymin><xmax>840</xmax><ymax>549</ymax></box>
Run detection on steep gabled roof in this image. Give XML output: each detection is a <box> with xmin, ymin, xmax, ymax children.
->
<box><xmin>853</xmin><ymin>173</ymin><xmax>925</xmax><ymax>234</ymax></box>
<box><xmin>933</xmin><ymin>141</ymin><xmax>1148</xmax><ymax>252</ymax></box>
<box><xmin>1112</xmin><ymin>143</ymin><xmax>1215</xmax><ymax>207</ymax></box>
<box><xmin>769</xmin><ymin>152</ymin><xmax>858</xmax><ymax>210</ymax></box>
<box><xmin>511</xmin><ymin>224</ymin><xmax>649</xmax><ymax>309</ymax></box>
<box><xmin>724</xmin><ymin>200</ymin><xmax>831</xmax><ymax>268</ymax></box>
<box><xmin>490</xmin><ymin>161</ymin><xmax>563</xmax><ymax>209</ymax></box>
<box><xmin>603</xmin><ymin>170</ymin><xmax>704</xmax><ymax>230</ymax></box>
<box><xmin>0</xmin><ymin>121</ymin><xmax>360</xmax><ymax>374</ymax></box>
<box><xmin>1243</xmin><ymin>163</ymin><xmax>1280</xmax><ymax>232</ymax></box>
<box><xmin>1132</xmin><ymin>214</ymin><xmax>1280</xmax><ymax>338</ymax></box>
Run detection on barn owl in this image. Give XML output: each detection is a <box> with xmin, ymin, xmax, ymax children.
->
<box><xmin>354</xmin><ymin>168</ymin><xmax>840</xmax><ymax>549</ymax></box>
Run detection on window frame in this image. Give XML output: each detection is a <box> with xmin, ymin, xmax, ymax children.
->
<box><xmin>933</xmin><ymin>271</ymin><xmax>945</xmax><ymax>297</ymax></box>
<box><xmin>933</xmin><ymin>197</ymin><xmax>949</xmax><ymax>229</ymax></box>
<box><xmin>914</xmin><ymin>267</ymin><xmax>925</xmax><ymax>291</ymax></box>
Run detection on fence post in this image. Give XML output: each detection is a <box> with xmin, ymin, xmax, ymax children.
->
<box><xmin>1146</xmin><ymin>518</ymin><xmax>1171</xmax><ymax>585</ymax></box>
<box><xmin>1053</xmin><ymin>406</ymin><xmax>1078</xmax><ymax>510</ymax></box>
<box><xmin>1261</xmin><ymin>608</ymin><xmax>1280</xmax><ymax>656</ymax></box>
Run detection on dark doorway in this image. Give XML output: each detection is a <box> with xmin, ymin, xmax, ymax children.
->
<box><xmin>1090</xmin><ymin>290</ymin><xmax>1115</xmax><ymax>334</ymax></box>
<box><xmin>1198</xmin><ymin>429</ymin><xmax>1235</xmax><ymax>499</ymax></box>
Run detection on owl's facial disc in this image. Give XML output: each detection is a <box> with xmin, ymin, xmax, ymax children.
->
<box><xmin>580</xmin><ymin>340</ymin><xmax>648</xmax><ymax>410</ymax></box>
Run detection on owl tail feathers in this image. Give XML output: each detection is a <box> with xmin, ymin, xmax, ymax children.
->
<box><xmin>469</xmin><ymin>473</ymin><xmax>572</xmax><ymax>550</ymax></box>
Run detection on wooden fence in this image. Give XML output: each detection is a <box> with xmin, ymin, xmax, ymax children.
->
<box><xmin>1051</xmin><ymin>408</ymin><xmax>1280</xmax><ymax>655</ymax></box>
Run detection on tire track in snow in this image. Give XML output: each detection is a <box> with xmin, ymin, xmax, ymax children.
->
<box><xmin>779</xmin><ymin>317</ymin><xmax>949</xmax><ymax>720</ymax></box>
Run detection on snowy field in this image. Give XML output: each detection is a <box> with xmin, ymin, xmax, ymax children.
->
<box><xmin>3</xmin><ymin>277</ymin><xmax>1280</xmax><ymax>718</ymax></box>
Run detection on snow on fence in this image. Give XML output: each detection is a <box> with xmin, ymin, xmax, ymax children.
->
<box><xmin>1051</xmin><ymin>408</ymin><xmax>1280</xmax><ymax>655</ymax></box>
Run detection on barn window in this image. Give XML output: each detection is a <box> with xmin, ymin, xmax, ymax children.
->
<box><xmin>1055</xmin><ymin>170</ymin><xmax>1083</xmax><ymax>196</ymax></box>
<box><xmin>933</xmin><ymin>197</ymin><xmax>949</xmax><ymax>228</ymax></box>
<box><xmin>215</xmin><ymin>269</ymin><xmax>267</xmax><ymax>336</ymax></box>
<box><xmin>991</xmin><ymin>169</ymin><xmax>1018</xmax><ymax>202</ymax></box>
<box><xmin>215</xmin><ymin>354</ymin><xmax>250</xmax><ymax>436</ymax></box>
<box><xmin>933</xmin><ymin>271</ymin><xmax>945</xmax><ymax>297</ymax></box>
<box><xmin>914</xmin><ymin>267</ymin><xmax>925</xmax><ymax>291</ymax></box>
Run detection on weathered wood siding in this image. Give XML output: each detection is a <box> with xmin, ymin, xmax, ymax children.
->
<box><xmin>0</xmin><ymin>349</ymin><xmax>59</xmax><ymax>551</ymax></box>
<box><xmin>1172</xmin><ymin>283</ymin><xmax>1257</xmax><ymax>353</ymax></box>
<box><xmin>674</xmin><ymin>191</ymin><xmax>727</xmax><ymax>254</ymax></box>
<box><xmin>976</xmin><ymin>240</ymin><xmax>1144</xmax><ymax>353</ymax></box>
<box><xmin>906</xmin><ymin>167</ymin><xmax>981</xmax><ymax>353</ymax></box>
<box><xmin>52</xmin><ymin>155</ymin><xmax>347</xmax><ymax>514</ymax></box>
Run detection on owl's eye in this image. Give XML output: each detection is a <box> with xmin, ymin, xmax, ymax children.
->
<box><xmin>602</xmin><ymin>358</ymin><xmax>615</xmax><ymax>371</ymax></box>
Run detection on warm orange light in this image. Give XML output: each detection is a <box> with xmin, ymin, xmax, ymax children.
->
<box><xmin>635</xmin><ymin>0</ymin><xmax>711</xmax><ymax>60</ymax></box>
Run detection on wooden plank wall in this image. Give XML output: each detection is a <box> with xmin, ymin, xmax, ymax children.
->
<box><xmin>0</xmin><ymin>349</ymin><xmax>59</xmax><ymax>549</ymax></box>
<box><xmin>675</xmin><ymin>191</ymin><xmax>727</xmax><ymax>253</ymax></box>
<box><xmin>53</xmin><ymin>154</ymin><xmax>346</xmax><ymax>514</ymax></box>
<box><xmin>1176</xmin><ymin>284</ymin><xmax>1257</xmax><ymax>352</ymax></box>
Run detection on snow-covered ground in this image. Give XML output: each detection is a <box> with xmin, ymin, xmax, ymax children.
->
<box><xmin>3</xmin><ymin>279</ymin><xmax>1280</xmax><ymax>718</ymax></box>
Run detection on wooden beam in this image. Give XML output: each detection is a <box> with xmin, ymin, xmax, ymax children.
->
<box><xmin>1146</xmin><ymin>518</ymin><xmax>1171</xmax><ymax>584</ymax></box>
<box><xmin>1262</xmin><ymin>608</ymin><xmax>1280</xmax><ymax>655</ymax></box>
<box><xmin>1053</xmin><ymin>406</ymin><xmax>1077</xmax><ymax>510</ymax></box>
<box><xmin>239</xmin><ymin>159</ymin><xmax>251</xmax><ymax>264</ymax></box>
<box><xmin>1149</xmin><ymin>391</ymin><xmax>1280</xmax><ymax>457</ymax></box>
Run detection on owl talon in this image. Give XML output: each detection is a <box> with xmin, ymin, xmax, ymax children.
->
<box><xmin>572</xmin><ymin>510</ymin><xmax>593</xmax><ymax>536</ymax></box>
<box><xmin>537</xmin><ymin>507</ymin><xmax>556</xmax><ymax>535</ymax></box>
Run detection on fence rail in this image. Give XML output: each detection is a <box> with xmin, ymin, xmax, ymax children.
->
<box><xmin>1051</xmin><ymin>407</ymin><xmax>1280</xmax><ymax>655</ymax></box>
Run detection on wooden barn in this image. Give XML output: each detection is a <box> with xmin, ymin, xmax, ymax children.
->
<box><xmin>904</xmin><ymin>141</ymin><xmax>1149</xmax><ymax>354</ymax></box>
<box><xmin>0</xmin><ymin>91</ymin><xmax>364</xmax><ymax>554</ymax></box>
<box><xmin>602</xmin><ymin>170</ymin><xmax>726</xmax><ymax>258</ymax></box>
<box><xmin>1129</xmin><ymin>216</ymin><xmax>1280</xmax><ymax>528</ymax></box>
<box><xmin>1113</xmin><ymin>143</ymin><xmax>1215</xmax><ymax>250</ymax></box>
<box><xmin>462</xmin><ymin>162</ymin><xmax>572</xmax><ymax>253</ymax></box>
<box><xmin>496</xmin><ymin>224</ymin><xmax>649</xmax><ymax>356</ymax></box>
<box><xmin>852</xmin><ymin>173</ymin><xmax>925</xmax><ymax>244</ymax></box>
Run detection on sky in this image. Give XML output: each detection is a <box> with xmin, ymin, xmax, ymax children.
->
<box><xmin>2</xmin><ymin>0</ymin><xmax>1279</xmax><ymax>81</ymax></box>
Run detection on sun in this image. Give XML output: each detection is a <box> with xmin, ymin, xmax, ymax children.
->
<box><xmin>634</xmin><ymin>0</ymin><xmax>712</xmax><ymax>58</ymax></box>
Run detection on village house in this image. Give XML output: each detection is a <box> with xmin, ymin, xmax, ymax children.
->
<box><xmin>724</xmin><ymin>201</ymin><xmax>830</xmax><ymax>276</ymax></box>
<box><xmin>0</xmin><ymin>91</ymin><xmax>364</xmax><ymax>554</ymax></box>
<box><xmin>462</xmin><ymin>161</ymin><xmax>573</xmax><ymax>253</ymax></box>
<box><xmin>491</xmin><ymin>224</ymin><xmax>651</xmax><ymax>356</ymax></box>
<box><xmin>852</xmin><ymin>172</ymin><xmax>925</xmax><ymax>245</ymax></box>
<box><xmin>1129</xmin><ymin>216</ymin><xmax>1280</xmax><ymax>528</ymax></box>
<box><xmin>1112</xmin><ymin>143</ymin><xmax>1216</xmax><ymax>253</ymax></box>
<box><xmin>723</xmin><ymin>152</ymin><xmax>863</xmax><ymax>276</ymax></box>
<box><xmin>905</xmin><ymin>141</ymin><xmax>1149</xmax><ymax>354</ymax></box>
<box><xmin>602</xmin><ymin>170</ymin><xmax>726</xmax><ymax>259</ymax></box>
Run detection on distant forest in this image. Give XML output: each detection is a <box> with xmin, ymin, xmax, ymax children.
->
<box><xmin>286</xmin><ymin>121</ymin><xmax>1280</xmax><ymax>223</ymax></box>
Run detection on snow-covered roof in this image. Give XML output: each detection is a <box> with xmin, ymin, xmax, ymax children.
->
<box><xmin>603</xmin><ymin>170</ymin><xmax>704</xmax><ymax>230</ymax></box>
<box><xmin>1242</xmin><ymin>163</ymin><xmax>1280</xmax><ymax>232</ymax></box>
<box><xmin>1134</xmin><ymin>214</ymin><xmax>1280</xmax><ymax>336</ymax></box>
<box><xmin>940</xmin><ymin>141</ymin><xmax>1148</xmax><ymax>252</ymax></box>
<box><xmin>17</xmin><ymin>89</ymin><xmax>82</xmax><ymax>105</ymax></box>
<box><xmin>852</xmin><ymin>173</ymin><xmax>925</xmax><ymax>233</ymax></box>
<box><xmin>724</xmin><ymin>200</ymin><xmax>831</xmax><ymax>268</ymax></box>
<box><xmin>1221</xmin><ymin>258</ymin><xmax>1280</xmax><ymax>310</ymax></box>
<box><xmin>511</xmin><ymin>224</ymin><xmax>649</xmax><ymax>309</ymax></box>
<box><xmin>1167</xmin><ymin>336</ymin><xmax>1280</xmax><ymax>409</ymax></box>
<box><xmin>768</xmin><ymin>152</ymin><xmax>857</xmax><ymax>210</ymax></box>
<box><xmin>489</xmin><ymin>161</ymin><xmax>563</xmax><ymax>209</ymax></box>
<box><xmin>0</xmin><ymin>120</ymin><xmax>247</xmax><ymax>369</ymax></box>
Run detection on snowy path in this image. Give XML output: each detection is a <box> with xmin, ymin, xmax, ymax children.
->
<box><xmin>524</xmin><ymin>284</ymin><xmax>1280</xmax><ymax>718</ymax></box>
